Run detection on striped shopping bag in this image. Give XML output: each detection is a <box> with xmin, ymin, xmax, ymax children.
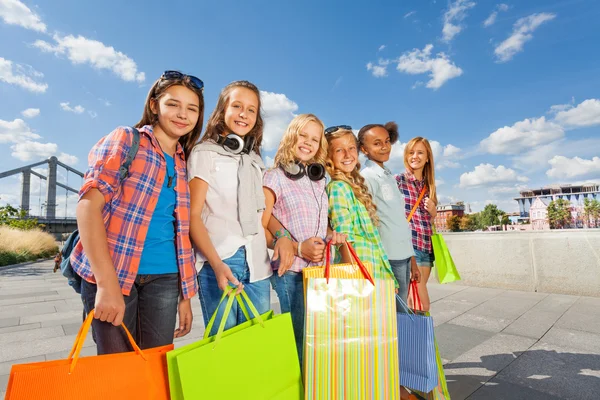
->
<box><xmin>397</xmin><ymin>282</ymin><xmax>438</xmax><ymax>393</ymax></box>
<box><xmin>303</xmin><ymin>242</ymin><xmax>400</xmax><ymax>400</ymax></box>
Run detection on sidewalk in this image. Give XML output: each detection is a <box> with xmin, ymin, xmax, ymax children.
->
<box><xmin>1</xmin><ymin>260</ymin><xmax>599</xmax><ymax>399</ymax></box>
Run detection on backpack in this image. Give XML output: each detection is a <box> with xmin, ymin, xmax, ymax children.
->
<box><xmin>56</xmin><ymin>127</ymin><xmax>141</xmax><ymax>293</ymax></box>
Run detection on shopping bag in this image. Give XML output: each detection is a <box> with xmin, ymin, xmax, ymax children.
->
<box><xmin>411</xmin><ymin>337</ymin><xmax>451</xmax><ymax>400</ymax></box>
<box><xmin>5</xmin><ymin>309</ymin><xmax>172</xmax><ymax>400</ymax></box>
<box><xmin>397</xmin><ymin>282</ymin><xmax>438</xmax><ymax>393</ymax></box>
<box><xmin>303</xmin><ymin>241</ymin><xmax>400</xmax><ymax>400</ymax></box>
<box><xmin>167</xmin><ymin>287</ymin><xmax>302</xmax><ymax>400</ymax></box>
<box><xmin>431</xmin><ymin>226</ymin><xmax>461</xmax><ymax>284</ymax></box>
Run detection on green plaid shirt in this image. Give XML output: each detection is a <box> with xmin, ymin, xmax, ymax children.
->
<box><xmin>327</xmin><ymin>180</ymin><xmax>397</xmax><ymax>285</ymax></box>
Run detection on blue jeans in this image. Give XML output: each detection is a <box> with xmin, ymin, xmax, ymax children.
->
<box><xmin>390</xmin><ymin>258</ymin><xmax>411</xmax><ymax>309</ymax></box>
<box><xmin>81</xmin><ymin>273</ymin><xmax>179</xmax><ymax>355</ymax></box>
<box><xmin>415</xmin><ymin>248</ymin><xmax>434</xmax><ymax>267</ymax></box>
<box><xmin>270</xmin><ymin>271</ymin><xmax>304</xmax><ymax>365</ymax></box>
<box><xmin>198</xmin><ymin>247</ymin><xmax>271</xmax><ymax>337</ymax></box>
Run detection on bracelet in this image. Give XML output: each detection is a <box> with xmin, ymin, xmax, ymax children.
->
<box><xmin>297</xmin><ymin>240</ymin><xmax>303</xmax><ymax>258</ymax></box>
<box><xmin>273</xmin><ymin>228</ymin><xmax>292</xmax><ymax>248</ymax></box>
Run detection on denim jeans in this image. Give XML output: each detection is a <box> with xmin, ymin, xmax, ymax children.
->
<box><xmin>270</xmin><ymin>271</ymin><xmax>304</xmax><ymax>365</ymax></box>
<box><xmin>80</xmin><ymin>273</ymin><xmax>179</xmax><ymax>355</ymax></box>
<box><xmin>198</xmin><ymin>246</ymin><xmax>271</xmax><ymax>337</ymax></box>
<box><xmin>390</xmin><ymin>258</ymin><xmax>411</xmax><ymax>309</ymax></box>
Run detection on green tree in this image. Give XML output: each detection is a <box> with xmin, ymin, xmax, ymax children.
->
<box><xmin>460</xmin><ymin>214</ymin><xmax>480</xmax><ymax>231</ymax></box>
<box><xmin>446</xmin><ymin>215</ymin><xmax>461</xmax><ymax>232</ymax></box>
<box><xmin>501</xmin><ymin>214</ymin><xmax>511</xmax><ymax>229</ymax></box>
<box><xmin>547</xmin><ymin>199</ymin><xmax>572</xmax><ymax>229</ymax></box>
<box><xmin>0</xmin><ymin>204</ymin><xmax>39</xmax><ymax>231</ymax></box>
<box><xmin>480</xmin><ymin>204</ymin><xmax>505</xmax><ymax>229</ymax></box>
<box><xmin>584</xmin><ymin>198</ymin><xmax>600</xmax><ymax>228</ymax></box>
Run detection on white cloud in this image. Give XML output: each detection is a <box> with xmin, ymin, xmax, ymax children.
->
<box><xmin>367</xmin><ymin>59</ymin><xmax>389</xmax><ymax>78</ymax></box>
<box><xmin>0</xmin><ymin>57</ymin><xmax>48</xmax><ymax>93</ymax></box>
<box><xmin>33</xmin><ymin>34</ymin><xmax>145</xmax><ymax>83</ymax></box>
<box><xmin>483</xmin><ymin>3</ymin><xmax>509</xmax><ymax>27</ymax></box>
<box><xmin>58</xmin><ymin>152</ymin><xmax>78</xmax><ymax>165</ymax></box>
<box><xmin>404</xmin><ymin>11</ymin><xmax>417</xmax><ymax>19</ymax></box>
<box><xmin>0</xmin><ymin>118</ymin><xmax>41</xmax><ymax>143</ymax></box>
<box><xmin>480</xmin><ymin>116</ymin><xmax>564</xmax><ymax>155</ymax></box>
<box><xmin>460</xmin><ymin>163</ymin><xmax>529</xmax><ymax>188</ymax></box>
<box><xmin>442</xmin><ymin>0</ymin><xmax>476</xmax><ymax>42</ymax></box>
<box><xmin>396</xmin><ymin>44</ymin><xmax>463</xmax><ymax>89</ymax></box>
<box><xmin>11</xmin><ymin>140</ymin><xmax>57</xmax><ymax>161</ymax></box>
<box><xmin>554</xmin><ymin>99</ymin><xmax>600</xmax><ymax>128</ymax></box>
<box><xmin>60</xmin><ymin>102</ymin><xmax>85</xmax><ymax>114</ymax></box>
<box><xmin>378</xmin><ymin>45</ymin><xmax>386</xmax><ymax>51</ymax></box>
<box><xmin>488</xmin><ymin>184</ymin><xmax>528</xmax><ymax>194</ymax></box>
<box><xmin>88</xmin><ymin>110</ymin><xmax>98</xmax><ymax>118</ymax></box>
<box><xmin>494</xmin><ymin>12</ymin><xmax>556</xmax><ymax>62</ymax></box>
<box><xmin>0</xmin><ymin>0</ymin><xmax>46</xmax><ymax>32</ymax></box>
<box><xmin>260</xmin><ymin>91</ymin><xmax>299</xmax><ymax>151</ymax></box>
<box><xmin>21</xmin><ymin>108</ymin><xmax>40</xmax><ymax>118</ymax></box>
<box><xmin>546</xmin><ymin>156</ymin><xmax>600</xmax><ymax>179</ymax></box>
<box><xmin>264</xmin><ymin>156</ymin><xmax>274</xmax><ymax>168</ymax></box>
<box><xmin>513</xmin><ymin>137</ymin><xmax>600</xmax><ymax>171</ymax></box>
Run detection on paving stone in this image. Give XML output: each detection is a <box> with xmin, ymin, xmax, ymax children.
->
<box><xmin>444</xmin><ymin>286</ymin><xmax>506</xmax><ymax>306</ymax></box>
<box><xmin>45</xmin><ymin>344</ymin><xmax>96</xmax><ymax>361</ymax></box>
<box><xmin>429</xmin><ymin>299</ymin><xmax>478</xmax><ymax>326</ymax></box>
<box><xmin>0</xmin><ymin>294</ymin><xmax>64</xmax><ymax>307</ymax></box>
<box><xmin>0</xmin><ymin>303</ymin><xmax>57</xmax><ymax>318</ymax></box>
<box><xmin>0</xmin><ymin>374</ymin><xmax>8</xmax><ymax>396</ymax></box>
<box><xmin>540</xmin><ymin>327</ymin><xmax>600</xmax><ymax>353</ymax></box>
<box><xmin>467</xmin><ymin>378</ymin><xmax>564</xmax><ymax>400</ymax></box>
<box><xmin>0</xmin><ymin>326</ymin><xmax>65</xmax><ymax>345</ymax></box>
<box><xmin>0</xmin><ymin>318</ymin><xmax>19</xmax><ymax>329</ymax></box>
<box><xmin>555</xmin><ymin>297</ymin><xmax>600</xmax><ymax>334</ymax></box>
<box><xmin>0</xmin><ymin>323</ymin><xmax>41</xmax><ymax>334</ymax></box>
<box><xmin>0</xmin><ymin>355</ymin><xmax>45</xmax><ymax>375</ymax></box>
<box><xmin>435</xmin><ymin>323</ymin><xmax>496</xmax><ymax>362</ymax></box>
<box><xmin>493</xmin><ymin>342</ymin><xmax>600</xmax><ymax>400</ymax></box>
<box><xmin>428</xmin><ymin>282</ymin><xmax>469</xmax><ymax>302</ymax></box>
<box><xmin>450</xmin><ymin>313</ymin><xmax>514</xmax><ymax>333</ymax></box>
<box><xmin>0</xmin><ymin>290</ymin><xmax>57</xmax><ymax>300</ymax></box>
<box><xmin>20</xmin><ymin>309</ymin><xmax>82</xmax><ymax>325</ymax></box>
<box><xmin>0</xmin><ymin>334</ymin><xmax>92</xmax><ymax>363</ymax></box>
<box><xmin>468</xmin><ymin>291</ymin><xmax>547</xmax><ymax>321</ymax></box>
<box><xmin>504</xmin><ymin>310</ymin><xmax>566</xmax><ymax>339</ymax></box>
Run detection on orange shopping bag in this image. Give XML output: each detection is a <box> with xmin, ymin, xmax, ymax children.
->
<box><xmin>5</xmin><ymin>309</ymin><xmax>172</xmax><ymax>400</ymax></box>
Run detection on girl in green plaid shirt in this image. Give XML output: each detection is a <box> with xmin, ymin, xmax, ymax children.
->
<box><xmin>324</xmin><ymin>126</ymin><xmax>396</xmax><ymax>283</ymax></box>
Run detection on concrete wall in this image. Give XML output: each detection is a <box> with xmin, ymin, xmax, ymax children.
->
<box><xmin>439</xmin><ymin>229</ymin><xmax>600</xmax><ymax>297</ymax></box>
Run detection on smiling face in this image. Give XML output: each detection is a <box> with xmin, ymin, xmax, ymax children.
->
<box><xmin>223</xmin><ymin>87</ymin><xmax>259</xmax><ymax>137</ymax></box>
<box><xmin>329</xmin><ymin>133</ymin><xmax>358</xmax><ymax>173</ymax></box>
<box><xmin>295</xmin><ymin>121</ymin><xmax>322</xmax><ymax>163</ymax></box>
<box><xmin>360</xmin><ymin>127</ymin><xmax>391</xmax><ymax>166</ymax></box>
<box><xmin>151</xmin><ymin>84</ymin><xmax>200</xmax><ymax>140</ymax></box>
<box><xmin>407</xmin><ymin>141</ymin><xmax>429</xmax><ymax>172</ymax></box>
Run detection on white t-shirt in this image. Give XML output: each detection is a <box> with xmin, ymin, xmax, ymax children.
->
<box><xmin>187</xmin><ymin>149</ymin><xmax>271</xmax><ymax>282</ymax></box>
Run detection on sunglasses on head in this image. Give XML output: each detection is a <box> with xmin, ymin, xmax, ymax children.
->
<box><xmin>325</xmin><ymin>125</ymin><xmax>352</xmax><ymax>135</ymax></box>
<box><xmin>161</xmin><ymin>70</ymin><xmax>204</xmax><ymax>92</ymax></box>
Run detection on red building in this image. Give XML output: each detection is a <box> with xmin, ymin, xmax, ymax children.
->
<box><xmin>435</xmin><ymin>203</ymin><xmax>466</xmax><ymax>232</ymax></box>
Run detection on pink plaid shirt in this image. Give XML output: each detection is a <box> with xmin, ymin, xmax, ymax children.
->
<box><xmin>263</xmin><ymin>168</ymin><xmax>328</xmax><ymax>272</ymax></box>
<box><xmin>396</xmin><ymin>172</ymin><xmax>433</xmax><ymax>254</ymax></box>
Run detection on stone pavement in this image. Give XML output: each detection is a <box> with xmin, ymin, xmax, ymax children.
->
<box><xmin>1</xmin><ymin>260</ymin><xmax>599</xmax><ymax>399</ymax></box>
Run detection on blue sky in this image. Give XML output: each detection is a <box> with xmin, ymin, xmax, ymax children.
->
<box><xmin>1</xmin><ymin>0</ymin><xmax>600</xmax><ymax>217</ymax></box>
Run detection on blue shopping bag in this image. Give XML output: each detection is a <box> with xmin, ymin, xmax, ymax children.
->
<box><xmin>397</xmin><ymin>282</ymin><xmax>438</xmax><ymax>393</ymax></box>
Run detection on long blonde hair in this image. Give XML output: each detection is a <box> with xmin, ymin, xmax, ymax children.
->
<box><xmin>404</xmin><ymin>137</ymin><xmax>438</xmax><ymax>204</ymax></box>
<box><xmin>325</xmin><ymin>129</ymin><xmax>379</xmax><ymax>226</ymax></box>
<box><xmin>273</xmin><ymin>114</ymin><xmax>327</xmax><ymax>168</ymax></box>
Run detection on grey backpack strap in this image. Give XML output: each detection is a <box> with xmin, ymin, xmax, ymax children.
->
<box><xmin>118</xmin><ymin>128</ymin><xmax>140</xmax><ymax>183</ymax></box>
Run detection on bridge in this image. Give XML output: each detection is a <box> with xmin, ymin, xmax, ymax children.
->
<box><xmin>0</xmin><ymin>157</ymin><xmax>83</xmax><ymax>237</ymax></box>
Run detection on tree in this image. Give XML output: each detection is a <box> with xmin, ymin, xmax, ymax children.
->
<box><xmin>501</xmin><ymin>214</ymin><xmax>511</xmax><ymax>229</ymax></box>
<box><xmin>446</xmin><ymin>215</ymin><xmax>461</xmax><ymax>232</ymax></box>
<box><xmin>0</xmin><ymin>204</ymin><xmax>39</xmax><ymax>231</ymax></box>
<box><xmin>547</xmin><ymin>199</ymin><xmax>572</xmax><ymax>229</ymax></box>
<box><xmin>480</xmin><ymin>204</ymin><xmax>505</xmax><ymax>229</ymax></box>
<box><xmin>584</xmin><ymin>198</ymin><xmax>600</xmax><ymax>228</ymax></box>
<box><xmin>460</xmin><ymin>214</ymin><xmax>480</xmax><ymax>231</ymax></box>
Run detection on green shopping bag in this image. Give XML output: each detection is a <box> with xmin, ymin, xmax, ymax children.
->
<box><xmin>412</xmin><ymin>336</ymin><xmax>451</xmax><ymax>400</ymax></box>
<box><xmin>431</xmin><ymin>226</ymin><xmax>461</xmax><ymax>284</ymax></box>
<box><xmin>166</xmin><ymin>287</ymin><xmax>303</xmax><ymax>400</ymax></box>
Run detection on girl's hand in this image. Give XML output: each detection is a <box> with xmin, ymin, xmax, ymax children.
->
<box><xmin>424</xmin><ymin>197</ymin><xmax>436</xmax><ymax>215</ymax></box>
<box><xmin>326</xmin><ymin>231</ymin><xmax>347</xmax><ymax>246</ymax></box>
<box><xmin>212</xmin><ymin>262</ymin><xmax>243</xmax><ymax>294</ymax></box>
<box><xmin>174</xmin><ymin>298</ymin><xmax>193</xmax><ymax>338</ymax></box>
<box><xmin>301</xmin><ymin>237</ymin><xmax>326</xmax><ymax>263</ymax></box>
<box><xmin>272</xmin><ymin>237</ymin><xmax>295</xmax><ymax>277</ymax></box>
<box><xmin>410</xmin><ymin>257</ymin><xmax>421</xmax><ymax>283</ymax></box>
<box><xmin>94</xmin><ymin>278</ymin><xmax>126</xmax><ymax>326</ymax></box>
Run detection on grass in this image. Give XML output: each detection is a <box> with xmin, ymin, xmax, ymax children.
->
<box><xmin>0</xmin><ymin>226</ymin><xmax>59</xmax><ymax>267</ymax></box>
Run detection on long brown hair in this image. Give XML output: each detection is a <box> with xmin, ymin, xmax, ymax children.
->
<box><xmin>325</xmin><ymin>129</ymin><xmax>380</xmax><ymax>226</ymax></box>
<box><xmin>404</xmin><ymin>137</ymin><xmax>438</xmax><ymax>204</ymax></box>
<box><xmin>273</xmin><ymin>113</ymin><xmax>327</xmax><ymax>169</ymax></box>
<box><xmin>135</xmin><ymin>74</ymin><xmax>204</xmax><ymax>159</ymax></box>
<box><xmin>200</xmin><ymin>80</ymin><xmax>264</xmax><ymax>156</ymax></box>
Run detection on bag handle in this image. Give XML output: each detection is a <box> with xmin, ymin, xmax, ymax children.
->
<box><xmin>395</xmin><ymin>293</ymin><xmax>415</xmax><ymax>321</ymax></box>
<box><xmin>67</xmin><ymin>309</ymin><xmax>146</xmax><ymax>373</ymax></box>
<box><xmin>407</xmin><ymin>186</ymin><xmax>427</xmax><ymax>223</ymax></box>
<box><xmin>324</xmin><ymin>240</ymin><xmax>375</xmax><ymax>285</ymax></box>
<box><xmin>409</xmin><ymin>280</ymin><xmax>424</xmax><ymax>311</ymax></box>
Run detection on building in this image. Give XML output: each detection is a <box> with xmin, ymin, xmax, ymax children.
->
<box><xmin>529</xmin><ymin>197</ymin><xmax>550</xmax><ymax>230</ymax></box>
<box><xmin>514</xmin><ymin>183</ymin><xmax>599</xmax><ymax>219</ymax></box>
<box><xmin>435</xmin><ymin>203</ymin><xmax>465</xmax><ymax>232</ymax></box>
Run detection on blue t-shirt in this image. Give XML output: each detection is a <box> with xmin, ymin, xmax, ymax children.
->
<box><xmin>138</xmin><ymin>152</ymin><xmax>178</xmax><ymax>275</ymax></box>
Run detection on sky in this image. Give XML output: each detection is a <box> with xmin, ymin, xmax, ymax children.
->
<box><xmin>1</xmin><ymin>0</ymin><xmax>600</xmax><ymax>217</ymax></box>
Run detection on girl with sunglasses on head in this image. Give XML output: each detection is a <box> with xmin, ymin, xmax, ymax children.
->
<box><xmin>188</xmin><ymin>80</ymin><xmax>275</xmax><ymax>335</ymax></box>
<box><xmin>396</xmin><ymin>137</ymin><xmax>438</xmax><ymax>313</ymax></box>
<box><xmin>262</xmin><ymin>114</ymin><xmax>346</xmax><ymax>364</ymax></box>
<box><xmin>358</xmin><ymin>122</ymin><xmax>420</xmax><ymax>305</ymax></box>
<box><xmin>73</xmin><ymin>71</ymin><xmax>204</xmax><ymax>354</ymax></box>
<box><xmin>324</xmin><ymin>126</ymin><xmax>396</xmax><ymax>283</ymax></box>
